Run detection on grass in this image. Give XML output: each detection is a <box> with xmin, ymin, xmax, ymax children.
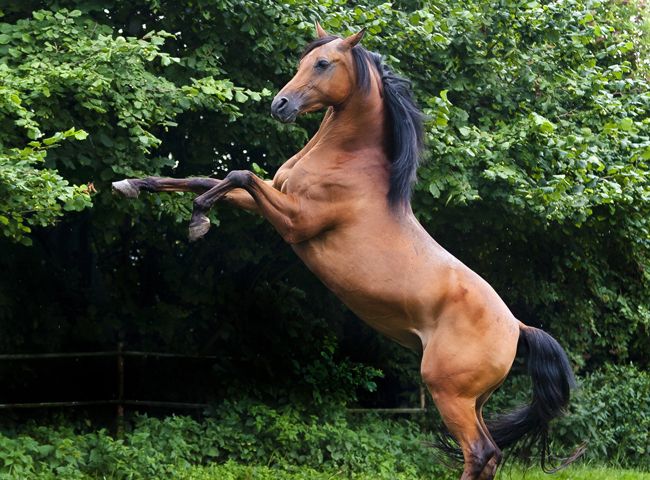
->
<box><xmin>177</xmin><ymin>462</ymin><xmax>650</xmax><ymax>480</ymax></box>
<box><xmin>502</xmin><ymin>465</ymin><xmax>650</xmax><ymax>480</ymax></box>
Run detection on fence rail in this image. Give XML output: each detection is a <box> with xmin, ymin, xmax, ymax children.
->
<box><xmin>0</xmin><ymin>351</ymin><xmax>219</xmax><ymax>360</ymax></box>
<box><xmin>0</xmin><ymin>345</ymin><xmax>427</xmax><ymax>426</ymax></box>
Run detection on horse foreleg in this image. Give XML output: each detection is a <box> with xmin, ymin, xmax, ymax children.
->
<box><xmin>112</xmin><ymin>176</ymin><xmax>220</xmax><ymax>197</ymax></box>
<box><xmin>188</xmin><ymin>169</ymin><xmax>335</xmax><ymax>243</ymax></box>
<box><xmin>187</xmin><ymin>171</ymin><xmax>258</xmax><ymax>241</ymax></box>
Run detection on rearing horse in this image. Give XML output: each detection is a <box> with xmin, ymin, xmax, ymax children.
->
<box><xmin>113</xmin><ymin>24</ymin><xmax>578</xmax><ymax>480</ymax></box>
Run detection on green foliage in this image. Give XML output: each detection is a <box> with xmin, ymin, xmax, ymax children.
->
<box><xmin>0</xmin><ymin>127</ymin><xmax>91</xmax><ymax>245</ymax></box>
<box><xmin>0</xmin><ymin>403</ymin><xmax>448</xmax><ymax>480</ymax></box>
<box><xmin>1</xmin><ymin>372</ymin><xmax>650</xmax><ymax>478</ymax></box>
<box><xmin>0</xmin><ymin>8</ymin><xmax>265</xmax><ymax>243</ymax></box>
<box><xmin>558</xmin><ymin>364</ymin><xmax>650</xmax><ymax>467</ymax></box>
<box><xmin>488</xmin><ymin>363</ymin><xmax>650</xmax><ymax>468</ymax></box>
<box><xmin>0</xmin><ymin>1</ymin><xmax>649</xmax><ymax>469</ymax></box>
<box><xmin>403</xmin><ymin>0</ymin><xmax>650</xmax><ymax>367</ymax></box>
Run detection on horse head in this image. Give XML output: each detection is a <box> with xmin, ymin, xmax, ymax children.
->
<box><xmin>270</xmin><ymin>23</ymin><xmax>366</xmax><ymax>123</ymax></box>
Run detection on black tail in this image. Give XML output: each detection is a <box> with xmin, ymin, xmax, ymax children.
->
<box><xmin>487</xmin><ymin>324</ymin><xmax>584</xmax><ymax>472</ymax></box>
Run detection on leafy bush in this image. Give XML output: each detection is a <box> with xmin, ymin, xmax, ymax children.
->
<box><xmin>0</xmin><ymin>402</ymin><xmax>448</xmax><ymax>480</ymax></box>
<box><xmin>488</xmin><ymin>363</ymin><xmax>650</xmax><ymax>468</ymax></box>
<box><xmin>0</xmin><ymin>8</ymin><xmax>264</xmax><ymax>245</ymax></box>
<box><xmin>0</xmin><ymin>0</ymin><xmax>649</xmax><ymax>470</ymax></box>
<box><xmin>0</xmin><ymin>0</ymin><xmax>648</xmax><ymax>362</ymax></box>
<box><xmin>1</xmin><ymin>364</ymin><xmax>649</xmax><ymax>479</ymax></box>
<box><xmin>558</xmin><ymin>364</ymin><xmax>650</xmax><ymax>467</ymax></box>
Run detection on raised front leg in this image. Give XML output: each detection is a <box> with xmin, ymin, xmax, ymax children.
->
<box><xmin>112</xmin><ymin>176</ymin><xmax>220</xmax><ymax>197</ymax></box>
<box><xmin>189</xmin><ymin>170</ymin><xmax>338</xmax><ymax>243</ymax></box>
<box><xmin>112</xmin><ymin>175</ymin><xmax>265</xmax><ymax>215</ymax></box>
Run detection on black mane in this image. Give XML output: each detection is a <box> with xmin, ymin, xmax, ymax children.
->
<box><xmin>301</xmin><ymin>36</ymin><xmax>424</xmax><ymax>208</ymax></box>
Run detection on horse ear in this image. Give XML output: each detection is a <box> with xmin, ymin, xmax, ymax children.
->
<box><xmin>341</xmin><ymin>28</ymin><xmax>366</xmax><ymax>49</ymax></box>
<box><xmin>315</xmin><ymin>21</ymin><xmax>328</xmax><ymax>38</ymax></box>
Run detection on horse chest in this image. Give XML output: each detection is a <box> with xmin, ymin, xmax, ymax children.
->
<box><xmin>280</xmin><ymin>163</ymin><xmax>342</xmax><ymax>199</ymax></box>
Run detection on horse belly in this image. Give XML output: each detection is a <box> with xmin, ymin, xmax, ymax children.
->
<box><xmin>292</xmin><ymin>230</ymin><xmax>443</xmax><ymax>350</ymax></box>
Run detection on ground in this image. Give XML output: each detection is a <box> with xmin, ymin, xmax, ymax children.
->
<box><xmin>178</xmin><ymin>463</ymin><xmax>650</xmax><ymax>480</ymax></box>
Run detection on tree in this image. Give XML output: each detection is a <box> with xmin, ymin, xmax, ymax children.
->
<box><xmin>0</xmin><ymin>0</ymin><xmax>648</xmax><ymax>406</ymax></box>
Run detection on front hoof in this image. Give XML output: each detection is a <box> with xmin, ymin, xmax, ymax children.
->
<box><xmin>112</xmin><ymin>180</ymin><xmax>140</xmax><ymax>198</ymax></box>
<box><xmin>188</xmin><ymin>216</ymin><xmax>211</xmax><ymax>242</ymax></box>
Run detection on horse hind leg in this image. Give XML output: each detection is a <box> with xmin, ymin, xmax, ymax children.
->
<box><xmin>475</xmin><ymin>392</ymin><xmax>503</xmax><ymax>480</ymax></box>
<box><xmin>428</xmin><ymin>391</ymin><xmax>498</xmax><ymax>480</ymax></box>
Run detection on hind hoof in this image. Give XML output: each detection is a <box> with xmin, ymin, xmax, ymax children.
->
<box><xmin>112</xmin><ymin>180</ymin><xmax>140</xmax><ymax>198</ymax></box>
<box><xmin>188</xmin><ymin>217</ymin><xmax>211</xmax><ymax>242</ymax></box>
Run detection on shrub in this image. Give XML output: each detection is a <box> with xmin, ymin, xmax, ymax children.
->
<box><xmin>0</xmin><ymin>364</ymin><xmax>649</xmax><ymax>479</ymax></box>
<box><xmin>488</xmin><ymin>363</ymin><xmax>650</xmax><ymax>468</ymax></box>
<box><xmin>558</xmin><ymin>364</ymin><xmax>650</xmax><ymax>467</ymax></box>
<box><xmin>0</xmin><ymin>402</ymin><xmax>449</xmax><ymax>479</ymax></box>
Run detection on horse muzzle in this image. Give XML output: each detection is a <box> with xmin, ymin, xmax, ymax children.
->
<box><xmin>271</xmin><ymin>94</ymin><xmax>300</xmax><ymax>123</ymax></box>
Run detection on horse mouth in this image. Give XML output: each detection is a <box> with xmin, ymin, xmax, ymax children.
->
<box><xmin>271</xmin><ymin>106</ymin><xmax>299</xmax><ymax>123</ymax></box>
<box><xmin>275</xmin><ymin>110</ymin><xmax>299</xmax><ymax>123</ymax></box>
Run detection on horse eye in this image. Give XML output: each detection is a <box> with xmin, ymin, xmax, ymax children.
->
<box><xmin>315</xmin><ymin>59</ymin><xmax>330</xmax><ymax>70</ymax></box>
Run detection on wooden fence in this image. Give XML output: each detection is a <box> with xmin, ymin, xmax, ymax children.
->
<box><xmin>0</xmin><ymin>343</ymin><xmax>426</xmax><ymax>435</ymax></box>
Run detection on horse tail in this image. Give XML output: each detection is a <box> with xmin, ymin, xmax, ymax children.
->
<box><xmin>486</xmin><ymin>323</ymin><xmax>584</xmax><ymax>472</ymax></box>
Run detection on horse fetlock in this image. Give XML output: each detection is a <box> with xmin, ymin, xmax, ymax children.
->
<box><xmin>112</xmin><ymin>179</ymin><xmax>140</xmax><ymax>198</ymax></box>
<box><xmin>468</xmin><ymin>440</ymin><xmax>498</xmax><ymax>480</ymax></box>
<box><xmin>193</xmin><ymin>197</ymin><xmax>209</xmax><ymax>212</ymax></box>
<box><xmin>477</xmin><ymin>454</ymin><xmax>500</xmax><ymax>480</ymax></box>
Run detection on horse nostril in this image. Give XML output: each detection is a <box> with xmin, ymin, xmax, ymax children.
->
<box><xmin>276</xmin><ymin>97</ymin><xmax>288</xmax><ymax>111</ymax></box>
<box><xmin>271</xmin><ymin>95</ymin><xmax>298</xmax><ymax>122</ymax></box>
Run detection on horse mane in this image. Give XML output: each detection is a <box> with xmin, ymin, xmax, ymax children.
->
<box><xmin>301</xmin><ymin>36</ymin><xmax>424</xmax><ymax>208</ymax></box>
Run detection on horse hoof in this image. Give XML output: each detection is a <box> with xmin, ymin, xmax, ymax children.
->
<box><xmin>112</xmin><ymin>180</ymin><xmax>140</xmax><ymax>198</ymax></box>
<box><xmin>188</xmin><ymin>217</ymin><xmax>211</xmax><ymax>242</ymax></box>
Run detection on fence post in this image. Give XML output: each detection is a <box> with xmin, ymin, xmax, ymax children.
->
<box><xmin>116</xmin><ymin>341</ymin><xmax>125</xmax><ymax>439</ymax></box>
<box><xmin>419</xmin><ymin>384</ymin><xmax>426</xmax><ymax>410</ymax></box>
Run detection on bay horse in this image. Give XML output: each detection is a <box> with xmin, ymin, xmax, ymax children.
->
<box><xmin>112</xmin><ymin>24</ymin><xmax>578</xmax><ymax>479</ymax></box>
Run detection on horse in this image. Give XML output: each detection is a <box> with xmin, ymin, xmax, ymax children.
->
<box><xmin>112</xmin><ymin>23</ymin><xmax>579</xmax><ymax>480</ymax></box>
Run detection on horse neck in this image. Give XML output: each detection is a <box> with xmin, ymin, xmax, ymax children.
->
<box><xmin>319</xmin><ymin>74</ymin><xmax>388</xmax><ymax>155</ymax></box>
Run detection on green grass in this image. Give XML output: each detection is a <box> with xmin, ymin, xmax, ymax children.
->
<box><xmin>11</xmin><ymin>463</ymin><xmax>650</xmax><ymax>480</ymax></box>
<box><xmin>503</xmin><ymin>465</ymin><xmax>650</xmax><ymax>480</ymax></box>
<box><xmin>177</xmin><ymin>462</ymin><xmax>650</xmax><ymax>480</ymax></box>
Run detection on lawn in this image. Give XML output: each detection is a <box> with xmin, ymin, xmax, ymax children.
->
<box><xmin>178</xmin><ymin>462</ymin><xmax>650</xmax><ymax>480</ymax></box>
